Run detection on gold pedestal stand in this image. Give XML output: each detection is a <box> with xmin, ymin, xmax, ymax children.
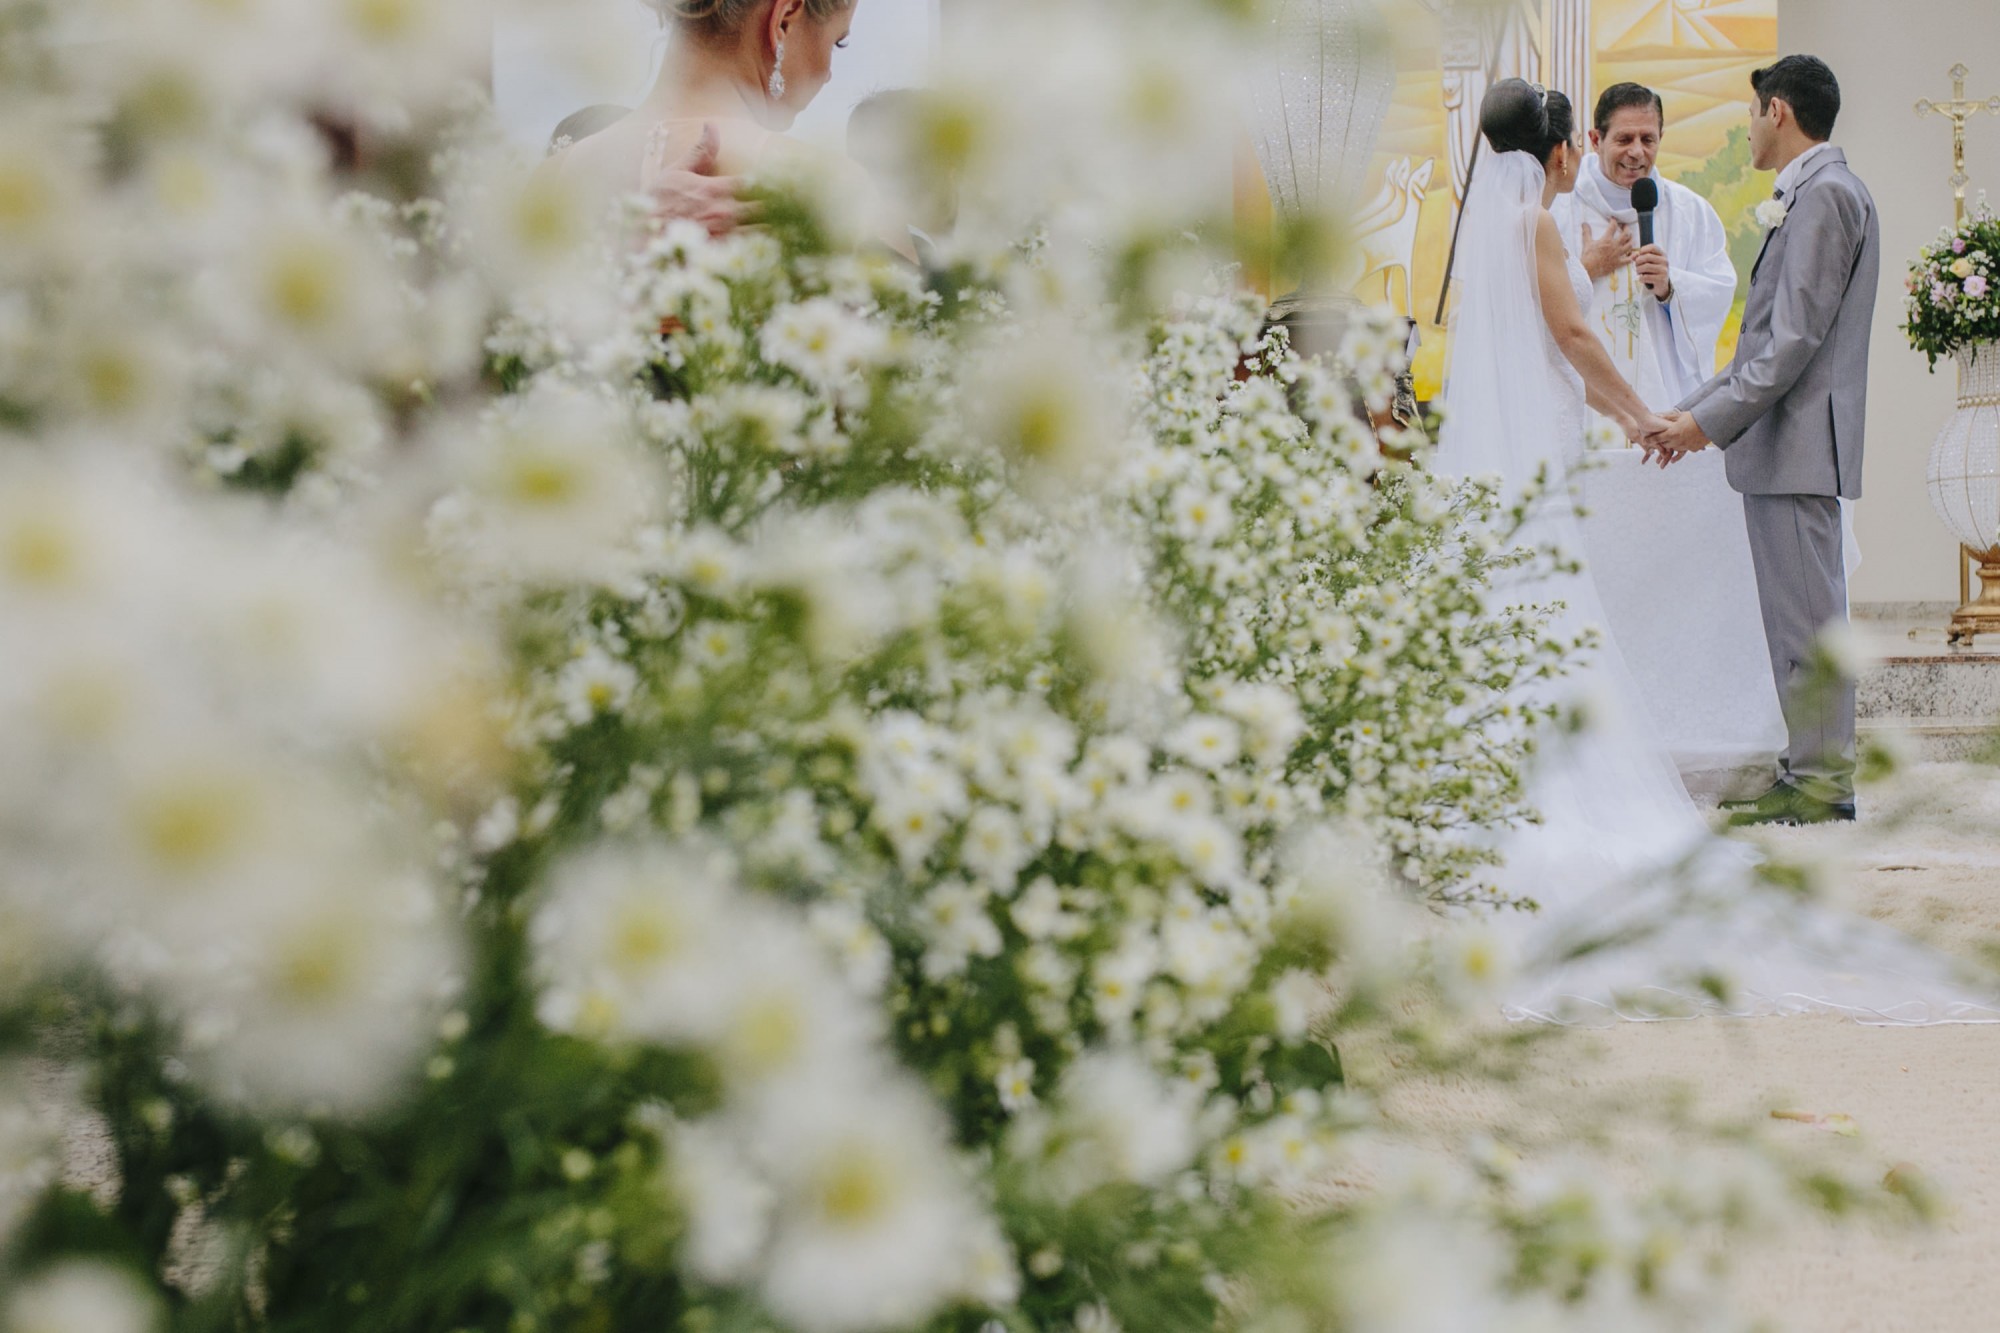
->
<box><xmin>1950</xmin><ymin>546</ymin><xmax>2000</xmax><ymax>645</ymax></box>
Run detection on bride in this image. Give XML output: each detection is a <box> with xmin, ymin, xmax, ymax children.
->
<box><xmin>1438</xmin><ymin>80</ymin><xmax>1995</xmax><ymax>1024</ymax></box>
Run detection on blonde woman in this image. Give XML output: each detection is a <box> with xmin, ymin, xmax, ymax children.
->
<box><xmin>554</xmin><ymin>0</ymin><xmax>898</xmax><ymax>250</ymax></box>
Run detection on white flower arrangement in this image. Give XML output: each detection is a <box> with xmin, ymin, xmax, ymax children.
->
<box><xmin>1904</xmin><ymin>199</ymin><xmax>2000</xmax><ymax>368</ymax></box>
<box><xmin>1755</xmin><ymin>197</ymin><xmax>1789</xmax><ymax>230</ymax></box>
<box><xmin>0</xmin><ymin>0</ymin><xmax>1909</xmax><ymax>1329</ymax></box>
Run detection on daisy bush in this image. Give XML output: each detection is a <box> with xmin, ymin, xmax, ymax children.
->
<box><xmin>1904</xmin><ymin>198</ymin><xmax>2000</xmax><ymax>369</ymax></box>
<box><xmin>0</xmin><ymin>1</ymin><xmax>1901</xmax><ymax>1331</ymax></box>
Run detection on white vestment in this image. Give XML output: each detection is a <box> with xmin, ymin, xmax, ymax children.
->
<box><xmin>1550</xmin><ymin>154</ymin><xmax>1737</xmax><ymax>418</ymax></box>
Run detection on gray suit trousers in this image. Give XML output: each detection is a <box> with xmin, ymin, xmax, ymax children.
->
<box><xmin>1741</xmin><ymin>494</ymin><xmax>1856</xmax><ymax>799</ymax></box>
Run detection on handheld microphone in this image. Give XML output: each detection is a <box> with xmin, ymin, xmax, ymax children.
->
<box><xmin>1631</xmin><ymin>176</ymin><xmax>1659</xmax><ymax>249</ymax></box>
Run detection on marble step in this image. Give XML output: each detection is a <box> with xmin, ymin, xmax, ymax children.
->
<box><xmin>1854</xmin><ymin>615</ymin><xmax>2000</xmax><ymax>760</ymax></box>
<box><xmin>1857</xmin><ymin>655</ymin><xmax>2000</xmax><ymax>724</ymax></box>
<box><xmin>1858</xmin><ymin>718</ymin><xmax>2000</xmax><ymax>764</ymax></box>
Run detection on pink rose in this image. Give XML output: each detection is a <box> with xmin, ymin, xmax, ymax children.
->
<box><xmin>1955</xmin><ymin>238</ymin><xmax>1969</xmax><ymax>254</ymax></box>
<box><xmin>1969</xmin><ymin>274</ymin><xmax>1991</xmax><ymax>299</ymax></box>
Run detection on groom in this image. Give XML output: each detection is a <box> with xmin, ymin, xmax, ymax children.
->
<box><xmin>1647</xmin><ymin>55</ymin><xmax>1875</xmax><ymax>826</ymax></box>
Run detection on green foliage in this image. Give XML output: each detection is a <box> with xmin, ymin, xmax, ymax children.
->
<box><xmin>1672</xmin><ymin>125</ymin><xmax>1769</xmax><ymax>295</ymax></box>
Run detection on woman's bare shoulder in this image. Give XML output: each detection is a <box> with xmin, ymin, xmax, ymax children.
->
<box><xmin>547</xmin><ymin>116</ymin><xmax>653</xmax><ymax>194</ymax></box>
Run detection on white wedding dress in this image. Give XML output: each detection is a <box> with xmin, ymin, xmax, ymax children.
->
<box><xmin>1437</xmin><ymin>152</ymin><xmax>1996</xmax><ymax>1025</ymax></box>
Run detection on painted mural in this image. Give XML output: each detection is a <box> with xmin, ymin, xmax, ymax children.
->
<box><xmin>1252</xmin><ymin>0</ymin><xmax>1779</xmax><ymax>400</ymax></box>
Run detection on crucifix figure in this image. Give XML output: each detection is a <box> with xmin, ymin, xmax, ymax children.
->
<box><xmin>1916</xmin><ymin>63</ymin><xmax>2000</xmax><ymax>227</ymax></box>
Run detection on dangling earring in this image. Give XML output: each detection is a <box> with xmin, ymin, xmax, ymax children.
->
<box><xmin>768</xmin><ymin>36</ymin><xmax>787</xmax><ymax>100</ymax></box>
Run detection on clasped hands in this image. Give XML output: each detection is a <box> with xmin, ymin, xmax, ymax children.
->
<box><xmin>1628</xmin><ymin>409</ymin><xmax>1710</xmax><ymax>468</ymax></box>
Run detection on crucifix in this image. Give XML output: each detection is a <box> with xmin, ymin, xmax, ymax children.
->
<box><xmin>1916</xmin><ymin>64</ymin><xmax>2000</xmax><ymax>226</ymax></box>
<box><xmin>1917</xmin><ymin>65</ymin><xmax>2000</xmax><ymax>628</ymax></box>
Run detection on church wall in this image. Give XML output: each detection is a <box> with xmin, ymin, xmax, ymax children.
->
<box><xmin>1779</xmin><ymin>0</ymin><xmax>2000</xmax><ymax>608</ymax></box>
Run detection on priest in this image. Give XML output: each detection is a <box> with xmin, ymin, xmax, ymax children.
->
<box><xmin>1552</xmin><ymin>83</ymin><xmax>1738</xmax><ymax>422</ymax></box>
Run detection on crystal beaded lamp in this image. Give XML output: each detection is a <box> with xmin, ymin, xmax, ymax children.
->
<box><xmin>1926</xmin><ymin>344</ymin><xmax>2000</xmax><ymax>642</ymax></box>
<box><xmin>1246</xmin><ymin>0</ymin><xmax>1394</xmax><ymax>229</ymax></box>
<box><xmin>1245</xmin><ymin>0</ymin><xmax>1394</xmax><ymax>350</ymax></box>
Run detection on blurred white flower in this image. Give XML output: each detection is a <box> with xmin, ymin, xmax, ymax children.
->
<box><xmin>710</xmin><ymin>920</ymin><xmax>882</xmax><ymax>1114</ymax></box>
<box><xmin>1277</xmin><ymin>822</ymin><xmax>1410</xmax><ymax>984</ymax></box>
<box><xmin>457</xmin><ymin>151</ymin><xmax>602</xmax><ymax>297</ymax></box>
<box><xmin>2</xmin><ymin>1260</ymin><xmax>160</xmax><ymax>1333</ymax></box>
<box><xmin>291</xmin><ymin>0</ymin><xmax>490</xmax><ymax>123</ymax></box>
<box><xmin>433</xmin><ymin>383</ymin><xmax>661</xmax><ymax>588</ymax></box>
<box><xmin>0</xmin><ymin>114</ymin><xmax>93</xmax><ymax>277</ymax></box>
<box><xmin>1166</xmin><ymin>714</ymin><xmax>1241</xmax><ymax>771</ymax></box>
<box><xmin>666</xmin><ymin>1115</ymin><xmax>774</xmax><ymax>1284</ymax></box>
<box><xmin>188</xmin><ymin>527</ymin><xmax>473</xmax><ymax>740</ymax></box>
<box><xmin>1270</xmin><ymin>968</ymin><xmax>1326</xmax><ymax>1041</ymax></box>
<box><xmin>756</xmin><ymin>1082</ymin><xmax>986</xmax><ymax>1333</ymax></box>
<box><xmin>169</xmin><ymin>859</ymin><xmax>462</xmax><ymax>1116</ymax></box>
<box><xmin>220</xmin><ymin>209</ymin><xmax>404</xmax><ymax>373</ymax></box>
<box><xmin>963</xmin><ymin>321</ymin><xmax>1128</xmax><ymax>495</ymax></box>
<box><xmin>995</xmin><ymin>1057</ymin><xmax>1038</xmax><ymax>1114</ymax></box>
<box><xmin>1044</xmin><ymin>1049</ymin><xmax>1198</xmax><ymax>1197</ymax></box>
<box><xmin>961</xmin><ymin>805</ymin><xmax>1033</xmax><ymax>891</ymax></box>
<box><xmin>760</xmin><ymin>297</ymin><xmax>889</xmax><ymax>394</ymax></box>
<box><xmin>554</xmin><ymin>644</ymin><xmax>639</xmax><ymax>726</ymax></box>
<box><xmin>1333</xmin><ymin>1206</ymin><xmax>1515</xmax><ymax>1333</ymax></box>
<box><xmin>1435</xmin><ymin>924</ymin><xmax>1515</xmax><ymax>1010</ymax></box>
<box><xmin>919</xmin><ymin>879</ymin><xmax>1004</xmax><ymax>981</ymax></box>
<box><xmin>530</xmin><ymin>840</ymin><xmax>742</xmax><ymax>1045</ymax></box>
<box><xmin>807</xmin><ymin>900</ymin><xmax>891</xmax><ymax>995</ymax></box>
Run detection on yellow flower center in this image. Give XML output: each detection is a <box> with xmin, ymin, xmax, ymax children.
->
<box><xmin>513</xmin><ymin>179</ymin><xmax>577</xmax><ymax>255</ymax></box>
<box><xmin>273</xmin><ymin>926</ymin><xmax>360</xmax><ymax>1005</ymax></box>
<box><xmin>732</xmin><ymin>992</ymin><xmax>802</xmax><ymax>1072</ymax></box>
<box><xmin>128</xmin><ymin>71</ymin><xmax>208</xmax><ymax>135</ymax></box>
<box><xmin>40</xmin><ymin>669</ymin><xmax>130</xmax><ymax>742</ymax></box>
<box><xmin>80</xmin><ymin>345</ymin><xmax>144</xmax><ymax>413</ymax></box>
<box><xmin>346</xmin><ymin>0</ymin><xmax>420</xmax><ymax>41</ymax></box>
<box><xmin>154</xmin><ymin>154</ymin><xmax>216</xmax><ymax>216</ymax></box>
<box><xmin>265</xmin><ymin>241</ymin><xmax>340</xmax><ymax>330</ymax></box>
<box><xmin>4</xmin><ymin>516</ymin><xmax>79</xmax><ymax>589</ymax></box>
<box><xmin>502</xmin><ymin>453</ymin><xmax>581</xmax><ymax>507</ymax></box>
<box><xmin>816</xmin><ymin>1152</ymin><xmax>895</xmax><ymax>1225</ymax></box>
<box><xmin>135</xmin><ymin>777</ymin><xmax>253</xmax><ymax>878</ymax></box>
<box><xmin>921</xmin><ymin>103</ymin><xmax>983</xmax><ymax>173</ymax></box>
<box><xmin>1128</xmin><ymin>67</ymin><xmax>1182</xmax><ymax>130</ymax></box>
<box><xmin>1012</xmin><ymin>394</ymin><xmax>1070</xmax><ymax>464</ymax></box>
<box><xmin>0</xmin><ymin>158</ymin><xmax>50</xmax><ymax>233</ymax></box>
<box><xmin>576</xmin><ymin>990</ymin><xmax>620</xmax><ymax>1038</ymax></box>
<box><xmin>609</xmin><ymin>902</ymin><xmax>684</xmax><ymax>974</ymax></box>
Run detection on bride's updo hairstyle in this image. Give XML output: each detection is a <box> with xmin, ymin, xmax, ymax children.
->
<box><xmin>642</xmin><ymin>0</ymin><xmax>850</xmax><ymax>39</ymax></box>
<box><xmin>1479</xmin><ymin>77</ymin><xmax>1574</xmax><ymax>166</ymax></box>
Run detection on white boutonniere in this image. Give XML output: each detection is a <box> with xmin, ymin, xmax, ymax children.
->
<box><xmin>1755</xmin><ymin>199</ymin><xmax>1788</xmax><ymax>230</ymax></box>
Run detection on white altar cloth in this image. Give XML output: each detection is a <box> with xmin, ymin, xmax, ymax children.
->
<box><xmin>1576</xmin><ymin>447</ymin><xmax>1788</xmax><ymax>778</ymax></box>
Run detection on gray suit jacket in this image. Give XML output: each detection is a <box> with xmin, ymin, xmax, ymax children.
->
<box><xmin>1679</xmin><ymin>147</ymin><xmax>1878</xmax><ymax>499</ymax></box>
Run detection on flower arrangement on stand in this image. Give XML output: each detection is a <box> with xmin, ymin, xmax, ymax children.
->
<box><xmin>1904</xmin><ymin>200</ymin><xmax>2000</xmax><ymax>370</ymax></box>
